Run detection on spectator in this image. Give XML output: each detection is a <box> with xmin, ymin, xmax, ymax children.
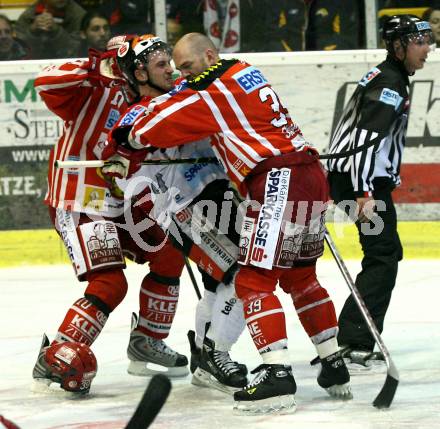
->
<box><xmin>423</xmin><ymin>7</ymin><xmax>440</xmax><ymax>47</ymax></box>
<box><xmin>166</xmin><ymin>0</ymin><xmax>204</xmax><ymax>47</ymax></box>
<box><xmin>78</xmin><ymin>11</ymin><xmax>111</xmax><ymax>56</ymax></box>
<box><xmin>203</xmin><ymin>0</ymin><xmax>305</xmax><ymax>53</ymax></box>
<box><xmin>262</xmin><ymin>0</ymin><xmax>306</xmax><ymax>51</ymax></box>
<box><xmin>305</xmin><ymin>0</ymin><xmax>364</xmax><ymax>50</ymax></box>
<box><xmin>0</xmin><ymin>14</ymin><xmax>30</xmax><ymax>60</ymax></box>
<box><xmin>16</xmin><ymin>0</ymin><xmax>86</xmax><ymax>59</ymax></box>
<box><xmin>99</xmin><ymin>0</ymin><xmax>154</xmax><ymax>36</ymax></box>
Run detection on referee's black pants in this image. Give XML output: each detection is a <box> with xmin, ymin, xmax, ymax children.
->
<box><xmin>328</xmin><ymin>172</ymin><xmax>403</xmax><ymax>351</ymax></box>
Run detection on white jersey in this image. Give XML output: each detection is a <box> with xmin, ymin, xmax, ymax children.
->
<box><xmin>117</xmin><ymin>139</ymin><xmax>227</xmax><ymax>227</ymax></box>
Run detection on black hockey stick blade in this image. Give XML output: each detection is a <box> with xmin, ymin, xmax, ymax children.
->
<box><xmin>125</xmin><ymin>374</ymin><xmax>172</xmax><ymax>429</ymax></box>
<box><xmin>373</xmin><ymin>373</ymin><xmax>399</xmax><ymax>409</ymax></box>
<box><xmin>373</xmin><ymin>357</ymin><xmax>399</xmax><ymax>409</ymax></box>
<box><xmin>324</xmin><ymin>230</ymin><xmax>399</xmax><ymax>408</ymax></box>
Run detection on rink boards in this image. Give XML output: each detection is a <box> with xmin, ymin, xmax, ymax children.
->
<box><xmin>0</xmin><ymin>50</ymin><xmax>439</xmax><ymax>263</ymax></box>
<box><xmin>0</xmin><ymin>221</ymin><xmax>438</xmax><ymax>267</ymax></box>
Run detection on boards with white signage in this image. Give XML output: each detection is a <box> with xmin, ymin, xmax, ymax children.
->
<box><xmin>0</xmin><ymin>50</ymin><xmax>439</xmax><ymax>229</ymax></box>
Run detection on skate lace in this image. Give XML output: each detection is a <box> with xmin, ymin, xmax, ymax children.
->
<box><xmin>213</xmin><ymin>350</ymin><xmax>241</xmax><ymax>374</ymax></box>
<box><xmin>147</xmin><ymin>337</ymin><xmax>177</xmax><ymax>357</ymax></box>
<box><xmin>246</xmin><ymin>364</ymin><xmax>270</xmax><ymax>388</ymax></box>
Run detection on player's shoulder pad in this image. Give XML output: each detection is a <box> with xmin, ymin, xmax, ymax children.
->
<box><xmin>118</xmin><ymin>104</ymin><xmax>147</xmax><ymax>127</ymax></box>
<box><xmin>186</xmin><ymin>59</ymin><xmax>239</xmax><ymax>91</ymax></box>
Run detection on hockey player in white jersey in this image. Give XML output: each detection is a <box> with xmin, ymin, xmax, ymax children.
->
<box><xmin>102</xmin><ymin>34</ymin><xmax>248</xmax><ymax>392</ymax></box>
<box><xmin>127</xmin><ymin>150</ymin><xmax>250</xmax><ymax>393</ymax></box>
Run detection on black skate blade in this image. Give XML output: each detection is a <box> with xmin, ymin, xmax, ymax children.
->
<box><xmin>187</xmin><ymin>330</ymin><xmax>198</xmax><ymax>353</ymax></box>
<box><xmin>125</xmin><ymin>374</ymin><xmax>171</xmax><ymax>429</ymax></box>
<box><xmin>372</xmin><ymin>374</ymin><xmax>399</xmax><ymax>409</ymax></box>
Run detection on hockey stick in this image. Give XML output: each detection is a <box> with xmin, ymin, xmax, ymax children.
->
<box><xmin>184</xmin><ymin>256</ymin><xmax>202</xmax><ymax>300</ymax></box>
<box><xmin>324</xmin><ymin>229</ymin><xmax>399</xmax><ymax>408</ymax></box>
<box><xmin>124</xmin><ymin>373</ymin><xmax>171</xmax><ymax>429</ymax></box>
<box><xmin>55</xmin><ymin>157</ymin><xmax>217</xmax><ymax>169</ymax></box>
<box><xmin>55</xmin><ymin>142</ymin><xmax>376</xmax><ymax>169</ymax></box>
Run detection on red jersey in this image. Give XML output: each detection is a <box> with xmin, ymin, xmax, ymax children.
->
<box><xmin>35</xmin><ymin>59</ymin><xmax>128</xmax><ymax>216</ymax></box>
<box><xmin>129</xmin><ymin>59</ymin><xmax>312</xmax><ymax>195</ymax></box>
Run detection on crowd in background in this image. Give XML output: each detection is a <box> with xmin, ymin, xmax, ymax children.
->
<box><xmin>0</xmin><ymin>0</ymin><xmax>439</xmax><ymax>61</ymax></box>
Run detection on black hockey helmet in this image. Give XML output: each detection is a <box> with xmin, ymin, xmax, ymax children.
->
<box><xmin>116</xmin><ymin>34</ymin><xmax>172</xmax><ymax>95</ymax></box>
<box><xmin>382</xmin><ymin>14</ymin><xmax>434</xmax><ymax>53</ymax></box>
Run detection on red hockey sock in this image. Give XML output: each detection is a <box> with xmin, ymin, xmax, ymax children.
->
<box><xmin>240</xmin><ymin>290</ymin><xmax>288</xmax><ymax>353</ymax></box>
<box><xmin>294</xmin><ymin>284</ymin><xmax>338</xmax><ymax>341</ymax></box>
<box><xmin>281</xmin><ymin>266</ymin><xmax>338</xmax><ymax>342</ymax></box>
<box><xmin>53</xmin><ymin>297</ymin><xmax>108</xmax><ymax>346</ymax></box>
<box><xmin>137</xmin><ymin>275</ymin><xmax>180</xmax><ymax>339</ymax></box>
<box><xmin>84</xmin><ymin>269</ymin><xmax>128</xmax><ymax>311</ymax></box>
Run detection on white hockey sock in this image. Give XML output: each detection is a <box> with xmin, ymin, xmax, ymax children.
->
<box><xmin>261</xmin><ymin>348</ymin><xmax>291</xmax><ymax>365</ymax></box>
<box><xmin>206</xmin><ymin>283</ymin><xmax>246</xmax><ymax>352</ymax></box>
<box><xmin>195</xmin><ymin>289</ymin><xmax>216</xmax><ymax>348</ymax></box>
<box><xmin>315</xmin><ymin>336</ymin><xmax>339</xmax><ymax>359</ymax></box>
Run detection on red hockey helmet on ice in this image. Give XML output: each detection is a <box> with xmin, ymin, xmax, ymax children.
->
<box><xmin>44</xmin><ymin>342</ymin><xmax>97</xmax><ymax>393</ymax></box>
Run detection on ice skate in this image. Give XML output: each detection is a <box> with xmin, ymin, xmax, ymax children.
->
<box><xmin>188</xmin><ymin>330</ymin><xmax>247</xmax><ymax>375</ymax></box>
<box><xmin>233</xmin><ymin>364</ymin><xmax>297</xmax><ymax>415</ymax></box>
<box><xmin>31</xmin><ymin>334</ymin><xmax>52</xmax><ymax>391</ymax></box>
<box><xmin>191</xmin><ymin>336</ymin><xmax>248</xmax><ymax>394</ymax></box>
<box><xmin>127</xmin><ymin>313</ymin><xmax>189</xmax><ymax>377</ymax></box>
<box><xmin>317</xmin><ymin>350</ymin><xmax>353</xmax><ymax>399</ymax></box>
<box><xmin>340</xmin><ymin>346</ymin><xmax>386</xmax><ymax>374</ymax></box>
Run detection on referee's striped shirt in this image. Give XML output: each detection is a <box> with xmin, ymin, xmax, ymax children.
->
<box><xmin>327</xmin><ymin>56</ymin><xmax>410</xmax><ymax>198</ymax></box>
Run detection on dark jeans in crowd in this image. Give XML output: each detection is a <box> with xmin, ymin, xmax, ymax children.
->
<box><xmin>328</xmin><ymin>172</ymin><xmax>403</xmax><ymax>351</ymax></box>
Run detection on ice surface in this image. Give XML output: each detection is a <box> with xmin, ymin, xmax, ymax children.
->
<box><xmin>1</xmin><ymin>260</ymin><xmax>439</xmax><ymax>429</ymax></box>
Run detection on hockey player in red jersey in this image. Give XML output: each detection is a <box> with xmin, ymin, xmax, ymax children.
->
<box><xmin>32</xmin><ymin>34</ymin><xmax>188</xmax><ymax>393</ymax></box>
<box><xmin>102</xmin><ymin>32</ymin><xmax>352</xmax><ymax>413</ymax></box>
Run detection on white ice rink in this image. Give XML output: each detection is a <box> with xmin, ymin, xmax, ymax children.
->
<box><xmin>1</xmin><ymin>259</ymin><xmax>439</xmax><ymax>429</ymax></box>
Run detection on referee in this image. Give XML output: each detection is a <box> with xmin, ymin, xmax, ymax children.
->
<box><xmin>326</xmin><ymin>15</ymin><xmax>435</xmax><ymax>367</ymax></box>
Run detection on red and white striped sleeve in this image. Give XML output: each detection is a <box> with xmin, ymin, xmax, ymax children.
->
<box><xmin>129</xmin><ymin>89</ymin><xmax>220</xmax><ymax>150</ymax></box>
<box><xmin>34</xmin><ymin>60</ymin><xmax>92</xmax><ymax>122</ymax></box>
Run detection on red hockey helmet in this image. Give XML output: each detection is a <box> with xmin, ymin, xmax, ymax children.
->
<box><xmin>44</xmin><ymin>342</ymin><xmax>97</xmax><ymax>394</ymax></box>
